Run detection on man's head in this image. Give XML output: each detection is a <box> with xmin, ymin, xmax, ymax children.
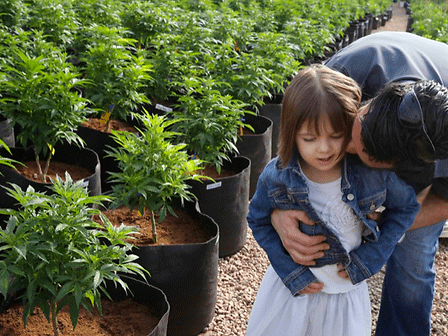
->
<box><xmin>346</xmin><ymin>80</ymin><xmax>448</xmax><ymax>168</ymax></box>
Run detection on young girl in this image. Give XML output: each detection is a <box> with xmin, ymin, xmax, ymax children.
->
<box><xmin>246</xmin><ymin>64</ymin><xmax>420</xmax><ymax>336</ymax></box>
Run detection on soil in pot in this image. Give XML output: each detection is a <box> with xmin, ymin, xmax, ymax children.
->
<box><xmin>13</xmin><ymin>160</ymin><xmax>92</xmax><ymax>183</ymax></box>
<box><xmin>0</xmin><ymin>298</ymin><xmax>161</xmax><ymax>336</ymax></box>
<box><xmin>82</xmin><ymin>117</ymin><xmax>138</xmax><ymax>133</ymax></box>
<box><xmin>0</xmin><ymin>144</ymin><xmax>101</xmax><ymax>221</ymax></box>
<box><xmin>95</xmin><ymin>206</ymin><xmax>211</xmax><ymax>246</ymax></box>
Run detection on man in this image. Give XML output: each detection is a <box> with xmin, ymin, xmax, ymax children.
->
<box><xmin>270</xmin><ymin>32</ymin><xmax>448</xmax><ymax>336</ymax></box>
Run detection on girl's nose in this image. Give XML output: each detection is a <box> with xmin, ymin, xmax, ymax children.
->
<box><xmin>317</xmin><ymin>139</ymin><xmax>331</xmax><ymax>152</ymax></box>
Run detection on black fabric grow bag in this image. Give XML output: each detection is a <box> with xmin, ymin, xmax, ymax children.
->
<box><xmin>259</xmin><ymin>102</ymin><xmax>282</xmax><ymax>158</ymax></box>
<box><xmin>129</xmin><ymin>199</ymin><xmax>219</xmax><ymax>336</ymax></box>
<box><xmin>107</xmin><ymin>281</ymin><xmax>170</xmax><ymax>336</ymax></box>
<box><xmin>186</xmin><ymin>156</ymin><xmax>250</xmax><ymax>257</ymax></box>
<box><xmin>0</xmin><ymin>143</ymin><xmax>101</xmax><ymax>228</ymax></box>
<box><xmin>236</xmin><ymin>113</ymin><xmax>272</xmax><ymax>199</ymax></box>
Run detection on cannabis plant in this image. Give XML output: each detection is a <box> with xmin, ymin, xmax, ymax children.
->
<box><xmin>106</xmin><ymin>109</ymin><xmax>208</xmax><ymax>243</ymax></box>
<box><xmin>0</xmin><ymin>36</ymin><xmax>91</xmax><ymax>182</ymax></box>
<box><xmin>80</xmin><ymin>25</ymin><xmax>152</xmax><ymax>132</ymax></box>
<box><xmin>0</xmin><ymin>174</ymin><xmax>148</xmax><ymax>336</ymax></box>
<box><xmin>170</xmin><ymin>76</ymin><xmax>253</xmax><ymax>173</ymax></box>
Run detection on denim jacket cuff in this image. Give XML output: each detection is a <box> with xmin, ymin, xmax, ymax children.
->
<box><xmin>283</xmin><ymin>268</ymin><xmax>318</xmax><ymax>296</ymax></box>
<box><xmin>345</xmin><ymin>251</ymin><xmax>373</xmax><ymax>284</ymax></box>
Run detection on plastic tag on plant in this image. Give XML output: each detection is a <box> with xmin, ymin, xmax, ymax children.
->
<box><xmin>155</xmin><ymin>104</ymin><xmax>173</xmax><ymax>113</ymax></box>
<box><xmin>100</xmin><ymin>111</ymin><xmax>111</xmax><ymax>124</ymax></box>
<box><xmin>47</xmin><ymin>143</ymin><xmax>55</xmax><ymax>155</ymax></box>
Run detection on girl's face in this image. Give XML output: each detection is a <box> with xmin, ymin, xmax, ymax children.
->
<box><xmin>295</xmin><ymin>117</ymin><xmax>345</xmax><ymax>183</ymax></box>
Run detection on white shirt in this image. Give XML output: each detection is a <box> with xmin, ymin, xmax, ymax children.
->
<box><xmin>305</xmin><ymin>176</ymin><xmax>364</xmax><ymax>293</ymax></box>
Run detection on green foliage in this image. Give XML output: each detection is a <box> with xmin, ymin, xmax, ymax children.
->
<box><xmin>0</xmin><ymin>0</ymin><xmax>28</xmax><ymax>28</ymax></box>
<box><xmin>170</xmin><ymin>76</ymin><xmax>253</xmax><ymax>173</ymax></box>
<box><xmin>410</xmin><ymin>0</ymin><xmax>448</xmax><ymax>43</ymax></box>
<box><xmin>25</xmin><ymin>0</ymin><xmax>79</xmax><ymax>47</ymax></box>
<box><xmin>80</xmin><ymin>25</ymin><xmax>152</xmax><ymax>129</ymax></box>
<box><xmin>0</xmin><ymin>139</ymin><xmax>22</xmax><ymax>172</ymax></box>
<box><xmin>106</xmin><ymin>110</ymin><xmax>208</xmax><ymax>243</ymax></box>
<box><xmin>0</xmin><ymin>174</ymin><xmax>148</xmax><ymax>336</ymax></box>
<box><xmin>120</xmin><ymin>0</ymin><xmax>173</xmax><ymax>48</ymax></box>
<box><xmin>0</xmin><ymin>32</ymin><xmax>91</xmax><ymax>181</ymax></box>
<box><xmin>72</xmin><ymin>0</ymin><xmax>124</xmax><ymax>27</ymax></box>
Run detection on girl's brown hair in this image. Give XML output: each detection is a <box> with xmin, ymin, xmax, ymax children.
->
<box><xmin>277</xmin><ymin>64</ymin><xmax>361</xmax><ymax>167</ymax></box>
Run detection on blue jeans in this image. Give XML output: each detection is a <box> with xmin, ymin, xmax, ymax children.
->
<box><xmin>375</xmin><ymin>221</ymin><xmax>445</xmax><ymax>336</ymax></box>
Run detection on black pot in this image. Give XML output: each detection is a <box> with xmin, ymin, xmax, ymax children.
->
<box><xmin>1</xmin><ymin>280</ymin><xmax>170</xmax><ymax>336</ymax></box>
<box><xmin>342</xmin><ymin>34</ymin><xmax>350</xmax><ymax>48</ymax></box>
<box><xmin>381</xmin><ymin>13</ymin><xmax>388</xmax><ymax>26</ymax></box>
<box><xmin>357</xmin><ymin>20</ymin><xmax>366</xmax><ymax>39</ymax></box>
<box><xmin>0</xmin><ymin>117</ymin><xmax>14</xmax><ymax>148</ymax></box>
<box><xmin>345</xmin><ymin>25</ymin><xmax>358</xmax><ymax>44</ymax></box>
<box><xmin>406</xmin><ymin>16</ymin><xmax>414</xmax><ymax>32</ymax></box>
<box><xmin>106</xmin><ymin>281</ymin><xmax>170</xmax><ymax>336</ymax></box>
<box><xmin>259</xmin><ymin>102</ymin><xmax>282</xmax><ymax>158</ymax></box>
<box><xmin>365</xmin><ymin>14</ymin><xmax>374</xmax><ymax>35</ymax></box>
<box><xmin>76</xmin><ymin>116</ymin><xmax>145</xmax><ymax>193</ymax></box>
<box><xmin>186</xmin><ymin>156</ymin><xmax>250</xmax><ymax>257</ymax></box>
<box><xmin>129</xmin><ymin>199</ymin><xmax>219</xmax><ymax>336</ymax></box>
<box><xmin>236</xmin><ymin>113</ymin><xmax>272</xmax><ymax>199</ymax></box>
<box><xmin>76</xmin><ymin>125</ymin><xmax>122</xmax><ymax>193</ymax></box>
<box><xmin>372</xmin><ymin>16</ymin><xmax>380</xmax><ymax>30</ymax></box>
<box><xmin>0</xmin><ymin>143</ymin><xmax>101</xmax><ymax>227</ymax></box>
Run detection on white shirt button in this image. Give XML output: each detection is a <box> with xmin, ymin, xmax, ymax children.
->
<box><xmin>347</xmin><ymin>194</ymin><xmax>354</xmax><ymax>201</ymax></box>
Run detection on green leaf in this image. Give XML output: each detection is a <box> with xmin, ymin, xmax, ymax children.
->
<box><xmin>70</xmin><ymin>299</ymin><xmax>81</xmax><ymax>330</ymax></box>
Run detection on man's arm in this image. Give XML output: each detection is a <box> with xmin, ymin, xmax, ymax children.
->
<box><xmin>410</xmin><ymin>187</ymin><xmax>448</xmax><ymax>230</ymax></box>
<box><xmin>270</xmin><ymin>209</ymin><xmax>329</xmax><ymax>266</ymax></box>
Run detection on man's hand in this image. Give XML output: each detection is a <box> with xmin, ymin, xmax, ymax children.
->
<box><xmin>270</xmin><ymin>209</ymin><xmax>329</xmax><ymax>266</ymax></box>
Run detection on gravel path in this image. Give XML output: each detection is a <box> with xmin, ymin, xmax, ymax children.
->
<box><xmin>201</xmin><ymin>4</ymin><xmax>448</xmax><ymax>336</ymax></box>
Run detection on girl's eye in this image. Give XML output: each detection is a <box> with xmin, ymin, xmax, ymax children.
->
<box><xmin>303</xmin><ymin>137</ymin><xmax>315</xmax><ymax>142</ymax></box>
<box><xmin>331</xmin><ymin>134</ymin><xmax>344</xmax><ymax>139</ymax></box>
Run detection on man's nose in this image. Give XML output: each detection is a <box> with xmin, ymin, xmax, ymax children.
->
<box><xmin>346</xmin><ymin>140</ymin><xmax>357</xmax><ymax>154</ymax></box>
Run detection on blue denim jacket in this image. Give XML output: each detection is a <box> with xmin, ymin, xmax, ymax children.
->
<box><xmin>248</xmin><ymin>154</ymin><xmax>420</xmax><ymax>296</ymax></box>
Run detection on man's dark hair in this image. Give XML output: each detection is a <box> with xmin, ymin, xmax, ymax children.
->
<box><xmin>361</xmin><ymin>80</ymin><xmax>448</xmax><ymax>164</ymax></box>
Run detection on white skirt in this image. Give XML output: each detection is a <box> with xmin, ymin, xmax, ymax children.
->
<box><xmin>246</xmin><ymin>265</ymin><xmax>371</xmax><ymax>336</ymax></box>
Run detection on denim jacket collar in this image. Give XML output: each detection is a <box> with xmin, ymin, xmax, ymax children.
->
<box><xmin>274</xmin><ymin>153</ymin><xmax>353</xmax><ymax>193</ymax></box>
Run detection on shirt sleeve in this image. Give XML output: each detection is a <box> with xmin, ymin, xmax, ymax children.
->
<box><xmin>432</xmin><ymin>177</ymin><xmax>448</xmax><ymax>201</ymax></box>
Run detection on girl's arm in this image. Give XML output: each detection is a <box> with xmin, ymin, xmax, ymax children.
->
<box><xmin>248</xmin><ymin>176</ymin><xmax>319</xmax><ymax>296</ymax></box>
<box><xmin>344</xmin><ymin>171</ymin><xmax>420</xmax><ymax>284</ymax></box>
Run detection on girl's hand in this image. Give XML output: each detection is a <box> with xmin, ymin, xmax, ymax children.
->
<box><xmin>337</xmin><ymin>263</ymin><xmax>348</xmax><ymax>278</ymax></box>
<box><xmin>298</xmin><ymin>281</ymin><xmax>324</xmax><ymax>295</ymax></box>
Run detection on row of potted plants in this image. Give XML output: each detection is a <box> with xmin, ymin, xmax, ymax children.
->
<box><xmin>406</xmin><ymin>0</ymin><xmax>448</xmax><ymax>42</ymax></box>
<box><xmin>0</xmin><ymin>112</ymin><xmax>220</xmax><ymax>335</ymax></box>
<box><xmin>1</xmin><ymin>0</ymin><xmax>392</xmax><ymax>108</ymax></box>
<box><xmin>0</xmin><ymin>0</ymin><xmax>395</xmax><ymax>335</ymax></box>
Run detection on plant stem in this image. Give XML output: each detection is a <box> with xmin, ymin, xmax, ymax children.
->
<box><xmin>50</xmin><ymin>300</ymin><xmax>60</xmax><ymax>336</ymax></box>
<box><xmin>43</xmin><ymin>152</ymin><xmax>53</xmax><ymax>183</ymax></box>
<box><xmin>150</xmin><ymin>210</ymin><xmax>158</xmax><ymax>244</ymax></box>
<box><xmin>104</xmin><ymin>119</ymin><xmax>111</xmax><ymax>133</ymax></box>
<box><xmin>34</xmin><ymin>154</ymin><xmax>44</xmax><ymax>182</ymax></box>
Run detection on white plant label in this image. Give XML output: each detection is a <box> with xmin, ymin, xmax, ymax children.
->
<box><xmin>155</xmin><ymin>104</ymin><xmax>173</xmax><ymax>112</ymax></box>
<box><xmin>206</xmin><ymin>181</ymin><xmax>222</xmax><ymax>190</ymax></box>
